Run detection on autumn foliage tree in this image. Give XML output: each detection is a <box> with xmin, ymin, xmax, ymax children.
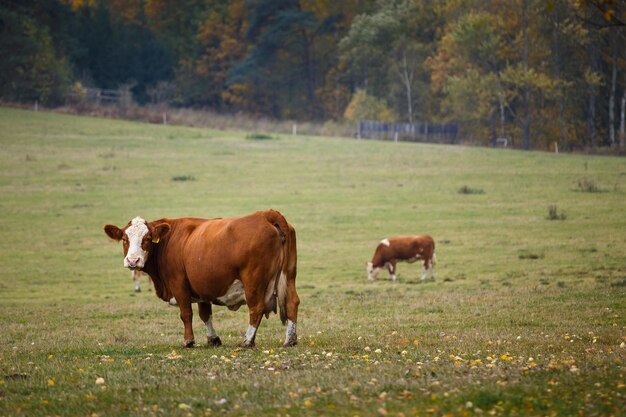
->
<box><xmin>1</xmin><ymin>0</ymin><xmax>626</xmax><ymax>149</ymax></box>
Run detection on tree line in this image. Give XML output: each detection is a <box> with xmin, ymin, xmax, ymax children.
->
<box><xmin>1</xmin><ymin>0</ymin><xmax>625</xmax><ymax>150</ymax></box>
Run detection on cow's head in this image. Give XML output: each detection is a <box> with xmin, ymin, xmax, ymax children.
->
<box><xmin>104</xmin><ymin>217</ymin><xmax>170</xmax><ymax>270</ymax></box>
<box><xmin>366</xmin><ymin>261</ymin><xmax>380</xmax><ymax>280</ymax></box>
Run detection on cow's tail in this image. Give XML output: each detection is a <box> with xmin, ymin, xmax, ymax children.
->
<box><xmin>276</xmin><ymin>271</ymin><xmax>288</xmax><ymax>324</ymax></box>
<box><xmin>263</xmin><ymin>210</ymin><xmax>296</xmax><ymax>325</ymax></box>
<box><xmin>432</xmin><ymin>252</ymin><xmax>438</xmax><ymax>265</ymax></box>
<box><xmin>277</xmin><ymin>224</ymin><xmax>296</xmax><ymax>324</ymax></box>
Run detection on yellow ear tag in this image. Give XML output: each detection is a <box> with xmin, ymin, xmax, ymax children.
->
<box><xmin>152</xmin><ymin>237</ymin><xmax>160</xmax><ymax>244</ymax></box>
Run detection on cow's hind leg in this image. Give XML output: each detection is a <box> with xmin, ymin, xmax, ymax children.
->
<box><xmin>198</xmin><ymin>302</ymin><xmax>221</xmax><ymax>347</ymax></box>
<box><xmin>241</xmin><ymin>303</ymin><xmax>264</xmax><ymax>348</ymax></box>
<box><xmin>240</xmin><ymin>274</ymin><xmax>267</xmax><ymax>348</ymax></box>
<box><xmin>283</xmin><ymin>274</ymin><xmax>300</xmax><ymax>347</ymax></box>
<box><xmin>428</xmin><ymin>258</ymin><xmax>435</xmax><ymax>280</ymax></box>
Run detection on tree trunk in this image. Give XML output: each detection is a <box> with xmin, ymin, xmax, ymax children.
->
<box><xmin>499</xmin><ymin>99</ymin><xmax>506</xmax><ymax>138</ymax></box>
<box><xmin>490</xmin><ymin>109</ymin><xmax>497</xmax><ymax>147</ymax></box>
<box><xmin>559</xmin><ymin>99</ymin><xmax>566</xmax><ymax>150</ymax></box>
<box><xmin>588</xmin><ymin>44</ymin><xmax>598</xmax><ymax>148</ymax></box>
<box><xmin>609</xmin><ymin>32</ymin><xmax>617</xmax><ymax>146</ymax></box>
<box><xmin>300</xmin><ymin>29</ymin><xmax>316</xmax><ymax>113</ymax></box>
<box><xmin>589</xmin><ymin>85</ymin><xmax>597</xmax><ymax>148</ymax></box>
<box><xmin>403</xmin><ymin>52</ymin><xmax>414</xmax><ymax>124</ymax></box>
<box><xmin>396</xmin><ymin>49</ymin><xmax>414</xmax><ymax>124</ymax></box>
<box><xmin>619</xmin><ymin>89</ymin><xmax>626</xmax><ymax>148</ymax></box>
<box><xmin>522</xmin><ymin>0</ymin><xmax>531</xmax><ymax>150</ymax></box>
<box><xmin>551</xmin><ymin>3</ymin><xmax>567</xmax><ymax>149</ymax></box>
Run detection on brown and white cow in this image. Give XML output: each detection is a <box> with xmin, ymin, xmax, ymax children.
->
<box><xmin>367</xmin><ymin>235</ymin><xmax>436</xmax><ymax>282</ymax></box>
<box><xmin>104</xmin><ymin>209</ymin><xmax>299</xmax><ymax>348</ymax></box>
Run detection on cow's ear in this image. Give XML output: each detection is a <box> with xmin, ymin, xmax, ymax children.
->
<box><xmin>104</xmin><ymin>224</ymin><xmax>123</xmax><ymax>241</ymax></box>
<box><xmin>151</xmin><ymin>223</ymin><xmax>170</xmax><ymax>243</ymax></box>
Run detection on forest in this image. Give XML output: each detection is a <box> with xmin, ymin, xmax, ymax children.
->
<box><xmin>2</xmin><ymin>0</ymin><xmax>626</xmax><ymax>150</ymax></box>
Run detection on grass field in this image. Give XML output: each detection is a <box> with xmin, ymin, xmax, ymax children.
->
<box><xmin>0</xmin><ymin>106</ymin><xmax>624</xmax><ymax>417</ymax></box>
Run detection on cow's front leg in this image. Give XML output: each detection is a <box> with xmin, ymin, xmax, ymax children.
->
<box><xmin>198</xmin><ymin>302</ymin><xmax>221</xmax><ymax>347</ymax></box>
<box><xmin>386</xmin><ymin>261</ymin><xmax>397</xmax><ymax>281</ymax></box>
<box><xmin>175</xmin><ymin>294</ymin><xmax>195</xmax><ymax>348</ymax></box>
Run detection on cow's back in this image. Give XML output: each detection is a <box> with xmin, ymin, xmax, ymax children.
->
<box><xmin>410</xmin><ymin>235</ymin><xmax>435</xmax><ymax>257</ymax></box>
<box><xmin>395</xmin><ymin>235</ymin><xmax>434</xmax><ymax>255</ymax></box>
<box><xmin>157</xmin><ymin>212</ymin><xmax>284</xmax><ymax>302</ymax></box>
<box><xmin>191</xmin><ymin>212</ymin><xmax>282</xmax><ymax>264</ymax></box>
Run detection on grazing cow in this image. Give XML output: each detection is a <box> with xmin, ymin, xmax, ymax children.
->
<box><xmin>104</xmin><ymin>210</ymin><xmax>299</xmax><ymax>348</ymax></box>
<box><xmin>367</xmin><ymin>235</ymin><xmax>436</xmax><ymax>281</ymax></box>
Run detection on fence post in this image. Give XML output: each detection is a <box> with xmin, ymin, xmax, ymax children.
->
<box><xmin>34</xmin><ymin>100</ymin><xmax>38</xmax><ymax>112</ymax></box>
<box><xmin>292</xmin><ymin>124</ymin><xmax>297</xmax><ymax>136</ymax></box>
<box><xmin>162</xmin><ymin>112</ymin><xmax>167</xmax><ymax>125</ymax></box>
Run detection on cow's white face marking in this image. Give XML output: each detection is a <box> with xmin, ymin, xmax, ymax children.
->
<box><xmin>367</xmin><ymin>261</ymin><xmax>380</xmax><ymax>280</ymax></box>
<box><xmin>124</xmin><ymin>217</ymin><xmax>149</xmax><ymax>269</ymax></box>
<box><xmin>381</xmin><ymin>238</ymin><xmax>390</xmax><ymax>247</ymax></box>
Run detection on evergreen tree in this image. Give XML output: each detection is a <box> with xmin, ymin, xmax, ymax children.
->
<box><xmin>0</xmin><ymin>3</ymin><xmax>70</xmax><ymax>104</ymax></box>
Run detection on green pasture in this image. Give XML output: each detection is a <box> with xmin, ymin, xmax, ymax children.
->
<box><xmin>0</xmin><ymin>107</ymin><xmax>624</xmax><ymax>416</ymax></box>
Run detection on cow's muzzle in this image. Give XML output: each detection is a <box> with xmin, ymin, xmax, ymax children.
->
<box><xmin>124</xmin><ymin>256</ymin><xmax>144</xmax><ymax>270</ymax></box>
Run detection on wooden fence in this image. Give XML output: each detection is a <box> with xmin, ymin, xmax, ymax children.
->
<box><xmin>84</xmin><ymin>88</ymin><xmax>122</xmax><ymax>105</ymax></box>
<box><xmin>357</xmin><ymin>120</ymin><xmax>459</xmax><ymax>143</ymax></box>
<box><xmin>66</xmin><ymin>87</ymin><xmax>133</xmax><ymax>106</ymax></box>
